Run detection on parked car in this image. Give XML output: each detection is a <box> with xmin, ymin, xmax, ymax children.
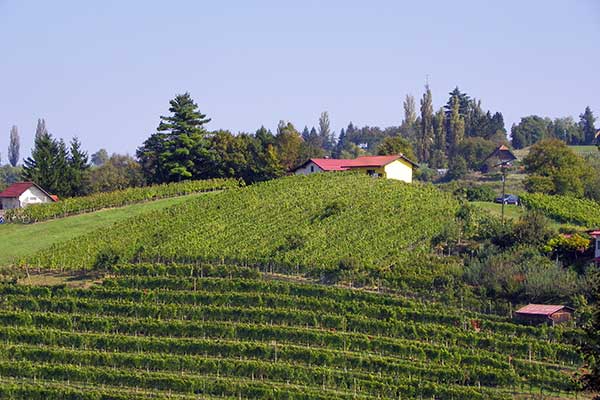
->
<box><xmin>495</xmin><ymin>194</ymin><xmax>520</xmax><ymax>205</ymax></box>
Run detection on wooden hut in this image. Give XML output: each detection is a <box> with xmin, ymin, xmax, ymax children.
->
<box><xmin>514</xmin><ymin>304</ymin><xmax>574</xmax><ymax>326</ymax></box>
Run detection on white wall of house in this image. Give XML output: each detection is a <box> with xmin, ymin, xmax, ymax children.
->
<box><xmin>595</xmin><ymin>237</ymin><xmax>600</xmax><ymax>259</ymax></box>
<box><xmin>383</xmin><ymin>159</ymin><xmax>413</xmax><ymax>183</ymax></box>
<box><xmin>18</xmin><ymin>186</ymin><xmax>53</xmax><ymax>207</ymax></box>
<box><xmin>294</xmin><ymin>162</ymin><xmax>323</xmax><ymax>175</ymax></box>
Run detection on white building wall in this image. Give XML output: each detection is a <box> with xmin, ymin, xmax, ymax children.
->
<box><xmin>294</xmin><ymin>162</ymin><xmax>323</xmax><ymax>175</ymax></box>
<box><xmin>18</xmin><ymin>187</ymin><xmax>53</xmax><ymax>208</ymax></box>
<box><xmin>596</xmin><ymin>238</ymin><xmax>600</xmax><ymax>259</ymax></box>
<box><xmin>383</xmin><ymin>160</ymin><xmax>413</xmax><ymax>183</ymax></box>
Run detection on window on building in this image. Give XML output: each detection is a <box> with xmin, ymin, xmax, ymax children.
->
<box><xmin>310</xmin><ymin>165</ymin><xmax>314</xmax><ymax>172</ymax></box>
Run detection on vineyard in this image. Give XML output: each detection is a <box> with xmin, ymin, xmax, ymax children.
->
<box><xmin>520</xmin><ymin>193</ymin><xmax>600</xmax><ymax>227</ymax></box>
<box><xmin>26</xmin><ymin>173</ymin><xmax>461</xmax><ymax>289</ymax></box>
<box><xmin>4</xmin><ymin>178</ymin><xmax>242</xmax><ymax>224</ymax></box>
<box><xmin>0</xmin><ymin>263</ymin><xmax>582</xmax><ymax>399</ymax></box>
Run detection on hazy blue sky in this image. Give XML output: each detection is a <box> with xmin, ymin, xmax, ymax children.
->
<box><xmin>0</xmin><ymin>1</ymin><xmax>598</xmax><ymax>158</ymax></box>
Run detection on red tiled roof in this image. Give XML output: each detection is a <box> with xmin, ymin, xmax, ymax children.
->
<box><xmin>0</xmin><ymin>182</ymin><xmax>56</xmax><ymax>202</ymax></box>
<box><xmin>303</xmin><ymin>155</ymin><xmax>418</xmax><ymax>172</ymax></box>
<box><xmin>515</xmin><ymin>304</ymin><xmax>569</xmax><ymax>316</ymax></box>
<box><xmin>587</xmin><ymin>230</ymin><xmax>600</xmax><ymax>237</ymax></box>
<box><xmin>0</xmin><ymin>182</ymin><xmax>36</xmax><ymax>198</ymax></box>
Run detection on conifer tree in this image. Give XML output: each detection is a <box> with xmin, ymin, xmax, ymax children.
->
<box><xmin>137</xmin><ymin>92</ymin><xmax>210</xmax><ymax>183</ymax></box>
<box><xmin>68</xmin><ymin>137</ymin><xmax>90</xmax><ymax>196</ymax></box>
<box><xmin>580</xmin><ymin>106</ymin><xmax>597</xmax><ymax>145</ymax></box>
<box><xmin>8</xmin><ymin>125</ymin><xmax>20</xmax><ymax>167</ymax></box>
<box><xmin>418</xmin><ymin>85</ymin><xmax>434</xmax><ymax>162</ymax></box>
<box><xmin>23</xmin><ymin>132</ymin><xmax>61</xmax><ymax>194</ymax></box>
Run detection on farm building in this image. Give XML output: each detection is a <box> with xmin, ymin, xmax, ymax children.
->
<box><xmin>588</xmin><ymin>229</ymin><xmax>600</xmax><ymax>265</ymax></box>
<box><xmin>0</xmin><ymin>182</ymin><xmax>57</xmax><ymax>210</ymax></box>
<box><xmin>482</xmin><ymin>144</ymin><xmax>517</xmax><ymax>172</ymax></box>
<box><xmin>514</xmin><ymin>304</ymin><xmax>574</xmax><ymax>326</ymax></box>
<box><xmin>292</xmin><ymin>154</ymin><xmax>418</xmax><ymax>183</ymax></box>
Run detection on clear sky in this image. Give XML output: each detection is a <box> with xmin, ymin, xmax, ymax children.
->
<box><xmin>0</xmin><ymin>0</ymin><xmax>598</xmax><ymax>159</ymax></box>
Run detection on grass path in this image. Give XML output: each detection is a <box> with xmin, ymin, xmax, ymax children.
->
<box><xmin>0</xmin><ymin>194</ymin><xmax>199</xmax><ymax>267</ymax></box>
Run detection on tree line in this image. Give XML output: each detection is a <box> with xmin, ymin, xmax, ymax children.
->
<box><xmin>2</xmin><ymin>89</ymin><xmax>597</xmax><ymax>195</ymax></box>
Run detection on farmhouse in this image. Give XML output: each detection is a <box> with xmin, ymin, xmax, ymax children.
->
<box><xmin>482</xmin><ymin>144</ymin><xmax>517</xmax><ymax>172</ymax></box>
<box><xmin>0</xmin><ymin>182</ymin><xmax>57</xmax><ymax>210</ymax></box>
<box><xmin>293</xmin><ymin>154</ymin><xmax>418</xmax><ymax>183</ymax></box>
<box><xmin>514</xmin><ymin>304</ymin><xmax>574</xmax><ymax>326</ymax></box>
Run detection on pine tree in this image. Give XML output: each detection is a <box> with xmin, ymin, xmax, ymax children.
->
<box><xmin>579</xmin><ymin>106</ymin><xmax>597</xmax><ymax>145</ymax></box>
<box><xmin>8</xmin><ymin>125</ymin><xmax>20</xmax><ymax>167</ymax></box>
<box><xmin>137</xmin><ymin>93</ymin><xmax>210</xmax><ymax>183</ymax></box>
<box><xmin>23</xmin><ymin>132</ymin><xmax>62</xmax><ymax>194</ymax></box>
<box><xmin>418</xmin><ymin>85</ymin><xmax>434</xmax><ymax>162</ymax></box>
<box><xmin>68</xmin><ymin>137</ymin><xmax>90</xmax><ymax>196</ymax></box>
<box><xmin>301</xmin><ymin>126</ymin><xmax>310</xmax><ymax>141</ymax></box>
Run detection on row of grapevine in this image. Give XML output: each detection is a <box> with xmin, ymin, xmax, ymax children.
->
<box><xmin>4</xmin><ymin>178</ymin><xmax>242</xmax><ymax>223</ymax></box>
<box><xmin>0</xmin><ymin>266</ymin><xmax>582</xmax><ymax>398</ymax></box>
<box><xmin>520</xmin><ymin>192</ymin><xmax>600</xmax><ymax>227</ymax></box>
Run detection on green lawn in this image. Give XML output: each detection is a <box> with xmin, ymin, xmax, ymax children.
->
<box><xmin>471</xmin><ymin>201</ymin><xmax>525</xmax><ymax>221</ymax></box>
<box><xmin>0</xmin><ymin>195</ymin><xmax>198</xmax><ymax>267</ymax></box>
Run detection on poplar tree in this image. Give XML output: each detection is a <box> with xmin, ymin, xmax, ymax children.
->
<box><xmin>418</xmin><ymin>85</ymin><xmax>434</xmax><ymax>162</ymax></box>
<box><xmin>35</xmin><ymin>118</ymin><xmax>48</xmax><ymax>140</ymax></box>
<box><xmin>8</xmin><ymin>125</ymin><xmax>20</xmax><ymax>167</ymax></box>
<box><xmin>447</xmin><ymin>95</ymin><xmax>465</xmax><ymax>153</ymax></box>
<box><xmin>430</xmin><ymin>108</ymin><xmax>447</xmax><ymax>168</ymax></box>
<box><xmin>318</xmin><ymin>111</ymin><xmax>332</xmax><ymax>151</ymax></box>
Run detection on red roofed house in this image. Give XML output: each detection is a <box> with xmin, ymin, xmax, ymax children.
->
<box><xmin>292</xmin><ymin>154</ymin><xmax>418</xmax><ymax>183</ymax></box>
<box><xmin>0</xmin><ymin>182</ymin><xmax>57</xmax><ymax>211</ymax></box>
<box><xmin>515</xmin><ymin>304</ymin><xmax>574</xmax><ymax>326</ymax></box>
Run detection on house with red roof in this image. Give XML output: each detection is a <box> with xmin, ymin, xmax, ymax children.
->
<box><xmin>0</xmin><ymin>182</ymin><xmax>57</xmax><ymax>210</ymax></box>
<box><xmin>514</xmin><ymin>304</ymin><xmax>574</xmax><ymax>326</ymax></box>
<box><xmin>292</xmin><ymin>154</ymin><xmax>418</xmax><ymax>183</ymax></box>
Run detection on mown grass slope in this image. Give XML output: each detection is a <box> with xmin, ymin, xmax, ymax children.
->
<box><xmin>0</xmin><ymin>264</ymin><xmax>583</xmax><ymax>399</ymax></box>
<box><xmin>28</xmin><ymin>174</ymin><xmax>460</xmax><ymax>283</ymax></box>
<box><xmin>0</xmin><ymin>195</ymin><xmax>202</xmax><ymax>267</ymax></box>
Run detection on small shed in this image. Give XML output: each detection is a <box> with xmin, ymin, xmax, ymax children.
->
<box><xmin>514</xmin><ymin>304</ymin><xmax>574</xmax><ymax>326</ymax></box>
<box><xmin>482</xmin><ymin>145</ymin><xmax>517</xmax><ymax>172</ymax></box>
<box><xmin>0</xmin><ymin>182</ymin><xmax>57</xmax><ymax>210</ymax></box>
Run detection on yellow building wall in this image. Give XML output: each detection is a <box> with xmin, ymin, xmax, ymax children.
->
<box><xmin>348</xmin><ymin>159</ymin><xmax>413</xmax><ymax>183</ymax></box>
<box><xmin>383</xmin><ymin>159</ymin><xmax>413</xmax><ymax>183</ymax></box>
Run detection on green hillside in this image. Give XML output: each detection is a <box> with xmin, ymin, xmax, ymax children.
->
<box><xmin>28</xmin><ymin>173</ymin><xmax>461</xmax><ymax>288</ymax></box>
<box><xmin>0</xmin><ymin>264</ymin><xmax>582</xmax><ymax>399</ymax></box>
<box><xmin>0</xmin><ymin>195</ymin><xmax>206</xmax><ymax>267</ymax></box>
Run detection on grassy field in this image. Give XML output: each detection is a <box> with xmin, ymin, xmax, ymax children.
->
<box><xmin>470</xmin><ymin>201</ymin><xmax>525</xmax><ymax>221</ymax></box>
<box><xmin>0</xmin><ymin>195</ymin><xmax>200</xmax><ymax>267</ymax></box>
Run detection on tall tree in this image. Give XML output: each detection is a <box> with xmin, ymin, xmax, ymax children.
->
<box><xmin>35</xmin><ymin>118</ymin><xmax>48</xmax><ymax>140</ymax></box>
<box><xmin>511</xmin><ymin>115</ymin><xmax>551</xmax><ymax>149</ymax></box>
<box><xmin>318</xmin><ymin>111</ymin><xmax>332</xmax><ymax>151</ymax></box>
<box><xmin>447</xmin><ymin>95</ymin><xmax>465</xmax><ymax>153</ymax></box>
<box><xmin>68</xmin><ymin>137</ymin><xmax>90</xmax><ymax>196</ymax></box>
<box><xmin>8</xmin><ymin>125</ymin><xmax>20</xmax><ymax>167</ymax></box>
<box><xmin>137</xmin><ymin>93</ymin><xmax>210</xmax><ymax>183</ymax></box>
<box><xmin>580</xmin><ymin>106</ymin><xmax>597</xmax><ymax>145</ymax></box>
<box><xmin>23</xmin><ymin>132</ymin><xmax>62</xmax><ymax>194</ymax></box>
<box><xmin>91</xmin><ymin>149</ymin><xmax>109</xmax><ymax>166</ymax></box>
<box><xmin>403</xmin><ymin>95</ymin><xmax>417</xmax><ymax>127</ymax></box>
<box><xmin>430</xmin><ymin>108</ymin><xmax>448</xmax><ymax>168</ymax></box>
<box><xmin>275</xmin><ymin>121</ymin><xmax>303</xmax><ymax>171</ymax></box>
<box><xmin>376</xmin><ymin>136</ymin><xmax>416</xmax><ymax>161</ymax></box>
<box><xmin>418</xmin><ymin>85</ymin><xmax>434</xmax><ymax>162</ymax></box>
